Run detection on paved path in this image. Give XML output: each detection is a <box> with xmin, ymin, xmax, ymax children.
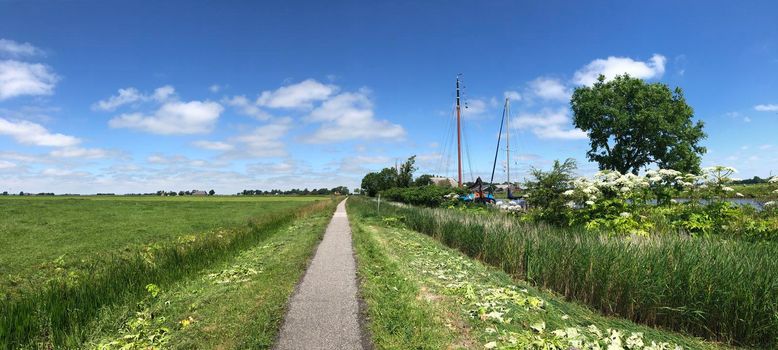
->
<box><xmin>275</xmin><ymin>199</ymin><xmax>367</xmax><ymax>350</ymax></box>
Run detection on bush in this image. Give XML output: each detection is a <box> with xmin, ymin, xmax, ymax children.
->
<box><xmin>380</xmin><ymin>185</ymin><xmax>465</xmax><ymax>207</ymax></box>
<box><xmin>523</xmin><ymin>158</ymin><xmax>577</xmax><ymax>226</ymax></box>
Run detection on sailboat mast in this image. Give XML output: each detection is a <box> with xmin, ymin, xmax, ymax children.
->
<box><xmin>456</xmin><ymin>77</ymin><xmax>463</xmax><ymax>187</ymax></box>
<box><xmin>505</xmin><ymin>98</ymin><xmax>510</xmax><ymax>185</ymax></box>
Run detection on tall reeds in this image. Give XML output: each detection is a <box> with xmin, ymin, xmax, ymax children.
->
<box><xmin>351</xmin><ymin>198</ymin><xmax>778</xmax><ymax>347</ymax></box>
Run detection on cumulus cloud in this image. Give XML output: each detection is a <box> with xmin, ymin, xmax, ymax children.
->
<box><xmin>257</xmin><ymin>79</ymin><xmax>336</xmax><ymax>109</ymax></box>
<box><xmin>222</xmin><ymin>118</ymin><xmax>293</xmax><ymax>158</ymax></box>
<box><xmin>529</xmin><ymin>77</ymin><xmax>570</xmax><ymax>101</ymax></box>
<box><xmin>0</xmin><ymin>117</ymin><xmax>80</xmax><ymax>146</ymax></box>
<box><xmin>223</xmin><ymin>95</ymin><xmax>271</xmax><ymax>120</ymax></box>
<box><xmin>0</xmin><ymin>39</ymin><xmax>43</xmax><ymax>57</ymax></box>
<box><xmin>109</xmin><ymin>100</ymin><xmax>223</xmax><ymax>135</ymax></box>
<box><xmin>0</xmin><ymin>160</ymin><xmax>16</xmax><ymax>169</ymax></box>
<box><xmin>306</xmin><ymin>91</ymin><xmax>405</xmax><ymax>143</ymax></box>
<box><xmin>512</xmin><ymin>108</ymin><xmax>587</xmax><ymax>140</ymax></box>
<box><xmin>93</xmin><ymin>85</ymin><xmax>176</xmax><ymax>111</ymax></box>
<box><xmin>573</xmin><ymin>54</ymin><xmax>666</xmax><ymax>86</ymax></box>
<box><xmin>192</xmin><ymin>140</ymin><xmax>234</xmax><ymax>151</ymax></box>
<box><xmin>0</xmin><ymin>60</ymin><xmax>58</xmax><ymax>100</ymax></box>
<box><xmin>49</xmin><ymin>147</ymin><xmax>109</xmax><ymax>159</ymax></box>
<box><xmin>754</xmin><ymin>104</ymin><xmax>778</xmax><ymax>112</ymax></box>
<box><xmin>504</xmin><ymin>90</ymin><xmax>521</xmax><ymax>101</ymax></box>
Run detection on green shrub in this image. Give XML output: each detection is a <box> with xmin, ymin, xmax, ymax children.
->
<box><xmin>381</xmin><ymin>185</ymin><xmax>465</xmax><ymax>207</ymax></box>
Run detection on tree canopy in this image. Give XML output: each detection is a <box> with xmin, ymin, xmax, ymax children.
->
<box><xmin>360</xmin><ymin>155</ymin><xmax>419</xmax><ymax>196</ymax></box>
<box><xmin>571</xmin><ymin>74</ymin><xmax>707</xmax><ymax>174</ymax></box>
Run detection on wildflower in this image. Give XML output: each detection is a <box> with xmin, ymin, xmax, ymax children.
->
<box><xmin>563</xmin><ymin>190</ymin><xmax>575</xmax><ymax>196</ymax></box>
<box><xmin>619</xmin><ymin>212</ymin><xmax>632</xmax><ymax>218</ymax></box>
<box><xmin>773</xmin><ymin>189</ymin><xmax>778</xmax><ymax>194</ymax></box>
<box><xmin>585</xmin><ymin>200</ymin><xmax>595</xmax><ymax>206</ymax></box>
<box><xmin>566</xmin><ymin>201</ymin><xmax>576</xmax><ymax>208</ymax></box>
<box><xmin>484</xmin><ymin>342</ymin><xmax>497</xmax><ymax>349</ymax></box>
<box><xmin>735</xmin><ymin>192</ymin><xmax>744</xmax><ymax>197</ymax></box>
<box><xmin>722</xmin><ymin>187</ymin><xmax>734</xmax><ymax>192</ymax></box>
<box><xmin>765</xmin><ymin>201</ymin><xmax>776</xmax><ymax>207</ymax></box>
<box><xmin>620</xmin><ymin>186</ymin><xmax>630</xmax><ymax>193</ymax></box>
<box><xmin>769</xmin><ymin>176</ymin><xmax>778</xmax><ymax>184</ymax></box>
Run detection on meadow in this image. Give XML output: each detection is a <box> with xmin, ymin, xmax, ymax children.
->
<box><xmin>0</xmin><ymin>195</ymin><xmax>334</xmax><ymax>349</ymax></box>
<box><xmin>349</xmin><ymin>196</ymin><xmax>778</xmax><ymax>348</ymax></box>
<box><xmin>0</xmin><ymin>195</ymin><xmax>323</xmax><ymax>294</ymax></box>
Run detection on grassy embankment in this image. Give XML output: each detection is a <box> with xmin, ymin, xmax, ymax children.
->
<box><xmin>0</xmin><ymin>195</ymin><xmax>334</xmax><ymax>349</ymax></box>
<box><xmin>348</xmin><ymin>198</ymin><xmax>728</xmax><ymax>349</ymax></box>
<box><xmin>348</xmin><ymin>196</ymin><xmax>776</xmax><ymax>348</ymax></box>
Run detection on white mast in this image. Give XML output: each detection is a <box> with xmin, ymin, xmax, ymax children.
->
<box><xmin>505</xmin><ymin>98</ymin><xmax>510</xmax><ymax>186</ymax></box>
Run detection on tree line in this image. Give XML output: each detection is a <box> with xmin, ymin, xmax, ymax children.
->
<box><xmin>238</xmin><ymin>186</ymin><xmax>350</xmax><ymax>196</ymax></box>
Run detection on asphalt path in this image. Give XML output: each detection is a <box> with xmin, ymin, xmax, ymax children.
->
<box><xmin>275</xmin><ymin>199</ymin><xmax>368</xmax><ymax>349</ymax></box>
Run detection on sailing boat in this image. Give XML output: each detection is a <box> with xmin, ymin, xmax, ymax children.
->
<box><xmin>490</xmin><ymin>98</ymin><xmax>524</xmax><ymax>202</ymax></box>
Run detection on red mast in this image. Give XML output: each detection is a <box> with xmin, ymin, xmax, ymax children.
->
<box><xmin>456</xmin><ymin>76</ymin><xmax>463</xmax><ymax>187</ymax></box>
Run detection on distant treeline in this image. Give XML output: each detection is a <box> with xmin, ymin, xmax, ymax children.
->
<box><xmin>2</xmin><ymin>190</ymin><xmax>216</xmax><ymax>196</ymax></box>
<box><xmin>238</xmin><ymin>186</ymin><xmax>349</xmax><ymax>196</ymax></box>
<box><xmin>732</xmin><ymin>176</ymin><xmax>774</xmax><ymax>185</ymax></box>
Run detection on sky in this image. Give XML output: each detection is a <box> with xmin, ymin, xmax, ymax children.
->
<box><xmin>0</xmin><ymin>0</ymin><xmax>777</xmax><ymax>194</ymax></box>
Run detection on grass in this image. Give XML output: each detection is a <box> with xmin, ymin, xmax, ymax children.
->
<box><xmin>351</xmin><ymin>208</ymin><xmax>457</xmax><ymax>349</ymax></box>
<box><xmin>0</xmin><ymin>195</ymin><xmax>324</xmax><ymax>294</ymax></box>
<box><xmin>83</xmin><ymin>203</ymin><xmax>334</xmax><ymax>349</ymax></box>
<box><xmin>0</xmin><ymin>196</ymin><xmax>335</xmax><ymax>349</ymax></box>
<box><xmin>347</xmin><ymin>199</ymin><xmax>727</xmax><ymax>349</ymax></box>
<box><xmin>348</xmin><ymin>197</ymin><xmax>777</xmax><ymax>348</ymax></box>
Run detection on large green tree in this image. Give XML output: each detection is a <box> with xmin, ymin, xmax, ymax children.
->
<box><xmin>571</xmin><ymin>74</ymin><xmax>707</xmax><ymax>174</ymax></box>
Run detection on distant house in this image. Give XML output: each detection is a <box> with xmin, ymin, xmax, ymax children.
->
<box><xmin>429</xmin><ymin>177</ymin><xmax>457</xmax><ymax>187</ymax></box>
<box><xmin>192</xmin><ymin>190</ymin><xmax>207</xmax><ymax>196</ymax></box>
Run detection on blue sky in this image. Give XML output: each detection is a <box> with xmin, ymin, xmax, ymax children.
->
<box><xmin>1</xmin><ymin>0</ymin><xmax>776</xmax><ymax>194</ymax></box>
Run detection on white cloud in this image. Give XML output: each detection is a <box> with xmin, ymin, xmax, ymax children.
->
<box><xmin>224</xmin><ymin>118</ymin><xmax>292</xmax><ymax>158</ymax></box>
<box><xmin>513</xmin><ymin>108</ymin><xmax>587</xmax><ymax>140</ymax></box>
<box><xmin>0</xmin><ymin>39</ymin><xmax>43</xmax><ymax>57</ymax></box>
<box><xmin>0</xmin><ymin>60</ymin><xmax>58</xmax><ymax>100</ymax></box>
<box><xmin>0</xmin><ymin>117</ymin><xmax>80</xmax><ymax>146</ymax></box>
<box><xmin>573</xmin><ymin>54</ymin><xmax>666</xmax><ymax>86</ymax></box>
<box><xmin>257</xmin><ymin>79</ymin><xmax>336</xmax><ymax>109</ymax></box>
<box><xmin>247</xmin><ymin>159</ymin><xmax>300</xmax><ymax>174</ymax></box>
<box><xmin>93</xmin><ymin>85</ymin><xmax>176</xmax><ymax>111</ymax></box>
<box><xmin>223</xmin><ymin>95</ymin><xmax>271</xmax><ymax>120</ymax></box>
<box><xmin>529</xmin><ymin>77</ymin><xmax>570</xmax><ymax>102</ymax></box>
<box><xmin>109</xmin><ymin>100</ymin><xmax>223</xmax><ymax>135</ymax></box>
<box><xmin>192</xmin><ymin>140</ymin><xmax>234</xmax><ymax>151</ymax></box>
<box><xmin>754</xmin><ymin>104</ymin><xmax>778</xmax><ymax>112</ymax></box>
<box><xmin>463</xmin><ymin>98</ymin><xmax>490</xmax><ymax>118</ymax></box>
<box><xmin>92</xmin><ymin>87</ymin><xmax>143</xmax><ymax>111</ymax></box>
<box><xmin>0</xmin><ymin>160</ymin><xmax>16</xmax><ymax>169</ymax></box>
<box><xmin>209</xmin><ymin>84</ymin><xmax>221</xmax><ymax>93</ymax></box>
<box><xmin>306</xmin><ymin>91</ymin><xmax>406</xmax><ymax>143</ymax></box>
<box><xmin>504</xmin><ymin>90</ymin><xmax>521</xmax><ymax>101</ymax></box>
<box><xmin>152</xmin><ymin>85</ymin><xmax>175</xmax><ymax>102</ymax></box>
<box><xmin>49</xmin><ymin>147</ymin><xmax>109</xmax><ymax>159</ymax></box>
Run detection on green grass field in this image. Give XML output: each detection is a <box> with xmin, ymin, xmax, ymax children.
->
<box><xmin>0</xmin><ymin>195</ymin><xmax>334</xmax><ymax>349</ymax></box>
<box><xmin>0</xmin><ymin>195</ymin><xmax>324</xmax><ymax>293</ymax></box>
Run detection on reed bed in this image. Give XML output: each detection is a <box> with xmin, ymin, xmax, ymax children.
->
<box><xmin>351</xmin><ymin>197</ymin><xmax>778</xmax><ymax>348</ymax></box>
<box><xmin>0</xmin><ymin>199</ymin><xmax>336</xmax><ymax>349</ymax></box>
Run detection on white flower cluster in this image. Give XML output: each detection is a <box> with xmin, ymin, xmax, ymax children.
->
<box><xmin>494</xmin><ymin>200</ymin><xmax>525</xmax><ymax>212</ymax></box>
<box><xmin>769</xmin><ymin>176</ymin><xmax>778</xmax><ymax>184</ymax></box>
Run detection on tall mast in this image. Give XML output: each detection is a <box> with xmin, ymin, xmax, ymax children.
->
<box><xmin>456</xmin><ymin>76</ymin><xmax>463</xmax><ymax>187</ymax></box>
<box><xmin>505</xmin><ymin>98</ymin><xmax>510</xmax><ymax>185</ymax></box>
